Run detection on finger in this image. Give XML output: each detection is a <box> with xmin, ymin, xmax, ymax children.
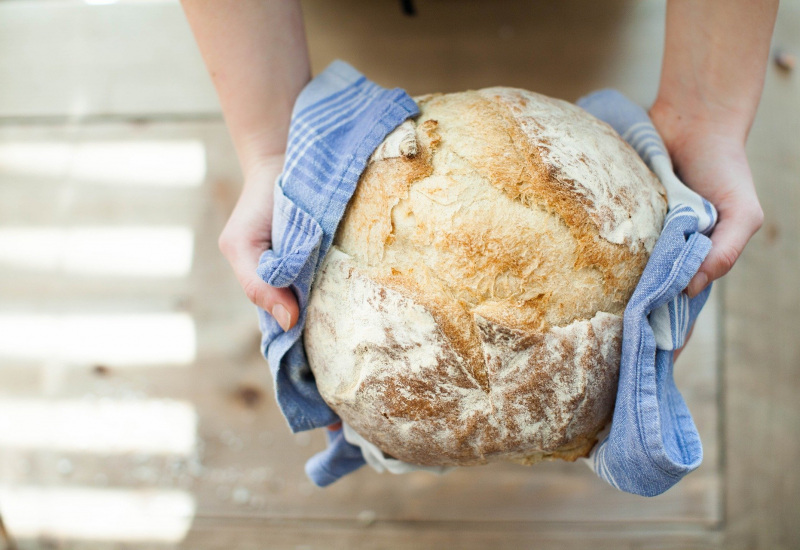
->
<box><xmin>672</xmin><ymin>324</ymin><xmax>695</xmax><ymax>363</ymax></box>
<box><xmin>686</xmin><ymin>200</ymin><xmax>763</xmax><ymax>298</ymax></box>
<box><xmin>219</xmin><ymin>232</ymin><xmax>300</xmax><ymax>331</ymax></box>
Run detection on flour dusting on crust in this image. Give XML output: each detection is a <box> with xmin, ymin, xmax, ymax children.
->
<box><xmin>306</xmin><ymin>249</ymin><xmax>621</xmax><ymax>466</ymax></box>
<box><xmin>478</xmin><ymin>88</ymin><xmax>665</xmax><ymax>251</ymax></box>
<box><xmin>304</xmin><ymin>87</ymin><xmax>665</xmax><ymax>467</ymax></box>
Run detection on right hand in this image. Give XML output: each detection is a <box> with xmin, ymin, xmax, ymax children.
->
<box><xmin>218</xmin><ymin>154</ymin><xmax>300</xmax><ymax>332</ymax></box>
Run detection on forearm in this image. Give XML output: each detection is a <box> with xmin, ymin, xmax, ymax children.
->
<box><xmin>649</xmin><ymin>0</ymin><xmax>777</xmax><ymax>299</ymax></box>
<box><xmin>652</xmin><ymin>0</ymin><xmax>778</xmax><ymax>149</ymax></box>
<box><xmin>181</xmin><ymin>0</ymin><xmax>311</xmax><ymax>176</ymax></box>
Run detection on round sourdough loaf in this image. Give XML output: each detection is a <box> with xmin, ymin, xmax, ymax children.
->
<box><xmin>304</xmin><ymin>88</ymin><xmax>667</xmax><ymax>467</ymax></box>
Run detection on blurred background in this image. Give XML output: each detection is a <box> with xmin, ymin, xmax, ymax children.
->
<box><xmin>0</xmin><ymin>1</ymin><xmax>797</xmax><ymax>548</ymax></box>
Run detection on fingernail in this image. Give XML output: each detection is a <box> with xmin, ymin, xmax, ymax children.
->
<box><xmin>687</xmin><ymin>272</ymin><xmax>708</xmax><ymax>299</ymax></box>
<box><xmin>272</xmin><ymin>303</ymin><xmax>291</xmax><ymax>332</ymax></box>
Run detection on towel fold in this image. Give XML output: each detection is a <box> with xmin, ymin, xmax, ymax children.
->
<box><xmin>577</xmin><ymin>89</ymin><xmax>716</xmax><ymax>496</ymax></box>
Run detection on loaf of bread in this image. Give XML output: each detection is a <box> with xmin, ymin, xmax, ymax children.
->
<box><xmin>304</xmin><ymin>88</ymin><xmax>667</xmax><ymax>466</ymax></box>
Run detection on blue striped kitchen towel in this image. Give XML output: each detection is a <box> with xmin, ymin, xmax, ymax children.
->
<box><xmin>577</xmin><ymin>89</ymin><xmax>717</xmax><ymax>496</ymax></box>
<box><xmin>258</xmin><ymin>60</ymin><xmax>718</xmax><ymax>494</ymax></box>
<box><xmin>255</xmin><ymin>60</ymin><xmax>418</xmax><ymax>446</ymax></box>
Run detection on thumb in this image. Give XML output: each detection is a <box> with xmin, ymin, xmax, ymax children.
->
<box><xmin>220</xmin><ymin>235</ymin><xmax>300</xmax><ymax>332</ymax></box>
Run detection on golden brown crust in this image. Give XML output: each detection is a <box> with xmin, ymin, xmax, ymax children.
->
<box><xmin>305</xmin><ymin>252</ymin><xmax>622</xmax><ymax>466</ymax></box>
<box><xmin>308</xmin><ymin>88</ymin><xmax>666</xmax><ymax>467</ymax></box>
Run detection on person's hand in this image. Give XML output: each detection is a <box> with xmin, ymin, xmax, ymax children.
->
<box><xmin>181</xmin><ymin>0</ymin><xmax>309</xmax><ymax>332</ymax></box>
<box><xmin>650</xmin><ymin>0</ymin><xmax>777</xmax><ymax>361</ymax></box>
<box><xmin>650</xmin><ymin>103</ymin><xmax>764</xmax><ymax>300</ymax></box>
<box><xmin>218</xmin><ymin>154</ymin><xmax>300</xmax><ymax>332</ymax></box>
<box><xmin>651</xmin><ymin>103</ymin><xmax>763</xmax><ymax>363</ymax></box>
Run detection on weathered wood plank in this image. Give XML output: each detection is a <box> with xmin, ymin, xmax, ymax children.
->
<box><xmin>178</xmin><ymin>518</ymin><xmax>724</xmax><ymax>550</ymax></box>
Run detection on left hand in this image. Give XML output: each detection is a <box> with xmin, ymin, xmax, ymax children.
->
<box><xmin>650</xmin><ymin>102</ymin><xmax>764</xmax><ymax>300</ymax></box>
<box><xmin>651</xmin><ymin>103</ymin><xmax>764</xmax><ymax>363</ymax></box>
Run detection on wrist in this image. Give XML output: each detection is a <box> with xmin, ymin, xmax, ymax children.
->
<box><xmin>233</xmin><ymin>128</ymin><xmax>287</xmax><ymax>182</ymax></box>
<box><xmin>649</xmin><ymin>98</ymin><xmax>748</xmax><ymax>167</ymax></box>
<box><xmin>241</xmin><ymin>150</ymin><xmax>285</xmax><ymax>184</ymax></box>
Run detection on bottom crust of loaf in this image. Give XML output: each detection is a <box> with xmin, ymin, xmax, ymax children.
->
<box><xmin>507</xmin><ymin>432</ymin><xmax>602</xmax><ymax>466</ymax></box>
